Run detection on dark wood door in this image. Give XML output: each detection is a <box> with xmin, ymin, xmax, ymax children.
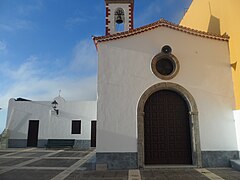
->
<box><xmin>27</xmin><ymin>120</ymin><xmax>39</xmax><ymax>147</ymax></box>
<box><xmin>91</xmin><ymin>121</ymin><xmax>97</xmax><ymax>147</ymax></box>
<box><xmin>144</xmin><ymin>90</ymin><xmax>192</xmax><ymax>165</ymax></box>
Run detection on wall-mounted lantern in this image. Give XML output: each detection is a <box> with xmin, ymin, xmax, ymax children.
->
<box><xmin>51</xmin><ymin>100</ymin><xmax>59</xmax><ymax>115</ymax></box>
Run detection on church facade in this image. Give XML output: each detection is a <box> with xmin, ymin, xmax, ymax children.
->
<box><xmin>93</xmin><ymin>0</ymin><xmax>239</xmax><ymax>169</ymax></box>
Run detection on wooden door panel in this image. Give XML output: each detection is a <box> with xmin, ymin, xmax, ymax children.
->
<box><xmin>27</xmin><ymin>120</ymin><xmax>39</xmax><ymax>147</ymax></box>
<box><xmin>91</xmin><ymin>121</ymin><xmax>97</xmax><ymax>147</ymax></box>
<box><xmin>144</xmin><ymin>90</ymin><xmax>192</xmax><ymax>165</ymax></box>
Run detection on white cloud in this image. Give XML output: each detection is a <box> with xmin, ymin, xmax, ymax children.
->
<box><xmin>1</xmin><ymin>56</ymin><xmax>39</xmax><ymax>80</ymax></box>
<box><xmin>0</xmin><ymin>38</ymin><xmax>98</xmax><ymax>132</ymax></box>
<box><xmin>0</xmin><ymin>1</ymin><xmax>42</xmax><ymax>32</ymax></box>
<box><xmin>0</xmin><ymin>20</ymin><xmax>36</xmax><ymax>32</ymax></box>
<box><xmin>0</xmin><ymin>0</ymin><xmax>41</xmax><ymax>32</ymax></box>
<box><xmin>0</xmin><ymin>24</ymin><xmax>14</xmax><ymax>32</ymax></box>
<box><xmin>0</xmin><ymin>55</ymin><xmax>97</xmax><ymax>110</ymax></box>
<box><xmin>65</xmin><ymin>17</ymin><xmax>88</xmax><ymax>30</ymax></box>
<box><xmin>0</xmin><ymin>38</ymin><xmax>98</xmax><ymax>109</ymax></box>
<box><xmin>0</xmin><ymin>41</ymin><xmax>6</xmax><ymax>51</ymax></box>
<box><xmin>0</xmin><ymin>67</ymin><xmax>96</xmax><ymax>133</ymax></box>
<box><xmin>70</xmin><ymin>39</ymin><xmax>97</xmax><ymax>74</ymax></box>
<box><xmin>0</xmin><ymin>75</ymin><xmax>97</xmax><ymax>109</ymax></box>
<box><xmin>14</xmin><ymin>20</ymin><xmax>36</xmax><ymax>30</ymax></box>
<box><xmin>17</xmin><ymin>0</ymin><xmax>44</xmax><ymax>16</ymax></box>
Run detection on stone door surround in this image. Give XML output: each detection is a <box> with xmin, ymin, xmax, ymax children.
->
<box><xmin>137</xmin><ymin>82</ymin><xmax>202</xmax><ymax>168</ymax></box>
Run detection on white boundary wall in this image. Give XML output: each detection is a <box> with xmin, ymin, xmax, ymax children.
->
<box><xmin>6</xmin><ymin>97</ymin><xmax>96</xmax><ymax>140</ymax></box>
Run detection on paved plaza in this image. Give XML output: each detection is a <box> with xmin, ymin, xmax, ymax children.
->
<box><xmin>0</xmin><ymin>148</ymin><xmax>239</xmax><ymax>180</ymax></box>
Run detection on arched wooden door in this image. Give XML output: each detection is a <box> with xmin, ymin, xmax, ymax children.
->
<box><xmin>144</xmin><ymin>90</ymin><xmax>192</xmax><ymax>165</ymax></box>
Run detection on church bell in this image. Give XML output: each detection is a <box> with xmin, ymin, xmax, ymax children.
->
<box><xmin>115</xmin><ymin>8</ymin><xmax>124</xmax><ymax>24</ymax></box>
<box><xmin>116</xmin><ymin>15</ymin><xmax>124</xmax><ymax>24</ymax></box>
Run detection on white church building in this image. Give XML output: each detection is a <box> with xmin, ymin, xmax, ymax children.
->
<box><xmin>93</xmin><ymin>0</ymin><xmax>239</xmax><ymax>169</ymax></box>
<box><xmin>5</xmin><ymin>96</ymin><xmax>97</xmax><ymax>149</ymax></box>
<box><xmin>2</xmin><ymin>0</ymin><xmax>240</xmax><ymax>171</ymax></box>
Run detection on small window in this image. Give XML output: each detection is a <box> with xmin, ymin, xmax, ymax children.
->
<box><xmin>72</xmin><ymin>120</ymin><xmax>81</xmax><ymax>134</ymax></box>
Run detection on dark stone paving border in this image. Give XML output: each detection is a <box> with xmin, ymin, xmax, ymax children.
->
<box><xmin>0</xmin><ymin>158</ymin><xmax>32</xmax><ymax>166</ymax></box>
<box><xmin>80</xmin><ymin>154</ymin><xmax>96</xmax><ymax>170</ymax></box>
<box><xmin>141</xmin><ymin>169</ymin><xmax>209</xmax><ymax>180</ymax></box>
<box><xmin>25</xmin><ymin>159</ymin><xmax>79</xmax><ymax>167</ymax></box>
<box><xmin>0</xmin><ymin>169</ymin><xmax>63</xmax><ymax>180</ymax></box>
<box><xmin>208</xmin><ymin>168</ymin><xmax>240</xmax><ymax>180</ymax></box>
<box><xmin>65</xmin><ymin>170</ymin><xmax>128</xmax><ymax>180</ymax></box>
<box><xmin>1</xmin><ymin>149</ymin><xmax>240</xmax><ymax>180</ymax></box>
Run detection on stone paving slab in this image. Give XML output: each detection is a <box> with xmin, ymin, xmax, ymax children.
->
<box><xmin>0</xmin><ymin>149</ymin><xmax>20</xmax><ymax>151</ymax></box>
<box><xmin>0</xmin><ymin>152</ymin><xmax>13</xmax><ymax>156</ymax></box>
<box><xmin>141</xmin><ymin>169</ymin><xmax>209</xmax><ymax>180</ymax></box>
<box><xmin>0</xmin><ymin>158</ymin><xmax>32</xmax><ymax>166</ymax></box>
<box><xmin>65</xmin><ymin>170</ymin><xmax>128</xmax><ymax>180</ymax></box>
<box><xmin>49</xmin><ymin>151</ymin><xmax>88</xmax><ymax>157</ymax></box>
<box><xmin>208</xmin><ymin>168</ymin><xmax>240</xmax><ymax>180</ymax></box>
<box><xmin>24</xmin><ymin>159</ymin><xmax>79</xmax><ymax>167</ymax></box>
<box><xmin>27</xmin><ymin>149</ymin><xmax>57</xmax><ymax>152</ymax></box>
<box><xmin>0</xmin><ymin>169</ymin><xmax>63</xmax><ymax>180</ymax></box>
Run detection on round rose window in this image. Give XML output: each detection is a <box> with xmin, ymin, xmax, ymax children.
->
<box><xmin>151</xmin><ymin>53</ymin><xmax>179</xmax><ymax>80</ymax></box>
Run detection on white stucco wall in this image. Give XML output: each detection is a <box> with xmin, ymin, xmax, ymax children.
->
<box><xmin>233</xmin><ymin>110</ymin><xmax>240</xmax><ymax>151</ymax></box>
<box><xmin>6</xmin><ymin>98</ymin><xmax>97</xmax><ymax>140</ymax></box>
<box><xmin>97</xmin><ymin>26</ymin><xmax>238</xmax><ymax>152</ymax></box>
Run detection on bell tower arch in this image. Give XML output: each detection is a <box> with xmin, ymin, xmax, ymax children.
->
<box><xmin>105</xmin><ymin>0</ymin><xmax>134</xmax><ymax>35</ymax></box>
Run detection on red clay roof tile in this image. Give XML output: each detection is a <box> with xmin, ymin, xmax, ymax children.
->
<box><xmin>93</xmin><ymin>19</ymin><xmax>229</xmax><ymax>46</ymax></box>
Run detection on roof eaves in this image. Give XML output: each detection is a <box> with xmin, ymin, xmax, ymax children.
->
<box><xmin>93</xmin><ymin>19</ymin><xmax>229</xmax><ymax>46</ymax></box>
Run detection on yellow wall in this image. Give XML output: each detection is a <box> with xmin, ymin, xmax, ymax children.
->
<box><xmin>181</xmin><ymin>0</ymin><xmax>240</xmax><ymax>109</ymax></box>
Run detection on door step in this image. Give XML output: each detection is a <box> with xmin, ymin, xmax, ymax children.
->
<box><xmin>144</xmin><ymin>165</ymin><xmax>197</xmax><ymax>169</ymax></box>
<box><xmin>230</xmin><ymin>159</ymin><xmax>240</xmax><ymax>171</ymax></box>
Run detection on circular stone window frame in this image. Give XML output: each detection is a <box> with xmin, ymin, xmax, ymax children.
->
<box><xmin>151</xmin><ymin>53</ymin><xmax>180</xmax><ymax>80</ymax></box>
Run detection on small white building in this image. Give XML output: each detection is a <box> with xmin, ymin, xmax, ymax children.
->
<box><xmin>93</xmin><ymin>0</ymin><xmax>239</xmax><ymax>170</ymax></box>
<box><xmin>6</xmin><ymin>96</ymin><xmax>97</xmax><ymax>149</ymax></box>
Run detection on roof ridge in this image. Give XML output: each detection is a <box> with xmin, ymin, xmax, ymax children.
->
<box><xmin>93</xmin><ymin>18</ymin><xmax>229</xmax><ymax>45</ymax></box>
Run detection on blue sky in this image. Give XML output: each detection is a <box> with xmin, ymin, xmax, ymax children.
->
<box><xmin>0</xmin><ymin>0</ymin><xmax>192</xmax><ymax>132</ymax></box>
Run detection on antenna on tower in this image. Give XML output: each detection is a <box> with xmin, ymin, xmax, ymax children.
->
<box><xmin>209</xmin><ymin>1</ymin><xmax>212</xmax><ymax>15</ymax></box>
<box><xmin>58</xmin><ymin>90</ymin><xmax>61</xmax><ymax>97</ymax></box>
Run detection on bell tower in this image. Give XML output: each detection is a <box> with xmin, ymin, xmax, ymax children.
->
<box><xmin>105</xmin><ymin>0</ymin><xmax>134</xmax><ymax>35</ymax></box>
